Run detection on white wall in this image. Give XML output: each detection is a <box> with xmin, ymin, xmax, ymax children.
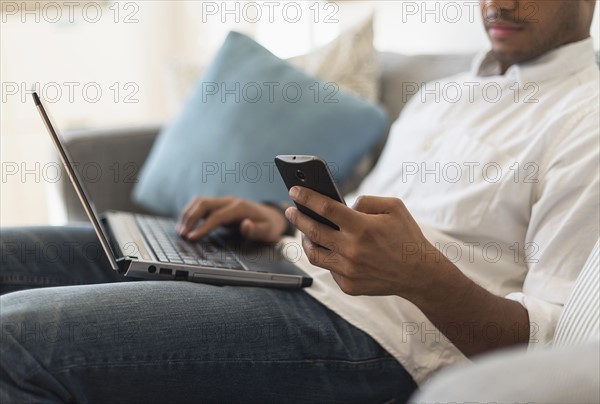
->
<box><xmin>1</xmin><ymin>1</ymin><xmax>598</xmax><ymax>225</ymax></box>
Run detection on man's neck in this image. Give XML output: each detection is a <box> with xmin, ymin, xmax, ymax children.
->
<box><xmin>498</xmin><ymin>35</ymin><xmax>591</xmax><ymax>76</ymax></box>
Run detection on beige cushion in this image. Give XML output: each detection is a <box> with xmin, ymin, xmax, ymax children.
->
<box><xmin>289</xmin><ymin>15</ymin><xmax>379</xmax><ymax>103</ymax></box>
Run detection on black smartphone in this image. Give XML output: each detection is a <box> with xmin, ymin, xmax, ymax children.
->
<box><xmin>275</xmin><ymin>155</ymin><xmax>346</xmax><ymax>230</ymax></box>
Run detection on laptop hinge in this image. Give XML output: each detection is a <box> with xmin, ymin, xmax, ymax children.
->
<box><xmin>115</xmin><ymin>257</ymin><xmax>133</xmax><ymax>274</ymax></box>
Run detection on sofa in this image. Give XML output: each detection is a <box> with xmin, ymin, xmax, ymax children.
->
<box><xmin>55</xmin><ymin>52</ymin><xmax>474</xmax><ymax>221</ymax></box>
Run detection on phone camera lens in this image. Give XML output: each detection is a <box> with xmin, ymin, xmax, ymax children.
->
<box><xmin>295</xmin><ymin>170</ymin><xmax>306</xmax><ymax>182</ymax></box>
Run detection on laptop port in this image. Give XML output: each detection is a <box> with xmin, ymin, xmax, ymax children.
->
<box><xmin>148</xmin><ymin>265</ymin><xmax>157</xmax><ymax>273</ymax></box>
<box><xmin>174</xmin><ymin>270</ymin><xmax>189</xmax><ymax>281</ymax></box>
<box><xmin>159</xmin><ymin>268</ymin><xmax>172</xmax><ymax>275</ymax></box>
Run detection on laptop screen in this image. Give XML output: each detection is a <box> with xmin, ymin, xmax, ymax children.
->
<box><xmin>32</xmin><ymin>92</ymin><xmax>121</xmax><ymax>271</ymax></box>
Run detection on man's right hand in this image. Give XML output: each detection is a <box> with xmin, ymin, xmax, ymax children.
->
<box><xmin>176</xmin><ymin>196</ymin><xmax>288</xmax><ymax>243</ymax></box>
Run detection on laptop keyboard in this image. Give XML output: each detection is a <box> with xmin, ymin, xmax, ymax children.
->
<box><xmin>135</xmin><ymin>215</ymin><xmax>244</xmax><ymax>270</ymax></box>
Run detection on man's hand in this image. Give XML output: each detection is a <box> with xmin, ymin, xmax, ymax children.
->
<box><xmin>286</xmin><ymin>186</ymin><xmax>530</xmax><ymax>357</ymax></box>
<box><xmin>285</xmin><ymin>186</ymin><xmax>442</xmax><ymax>297</ymax></box>
<box><xmin>177</xmin><ymin>196</ymin><xmax>287</xmax><ymax>243</ymax></box>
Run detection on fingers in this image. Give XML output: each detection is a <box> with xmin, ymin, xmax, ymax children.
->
<box><xmin>285</xmin><ymin>206</ymin><xmax>344</xmax><ymax>252</ymax></box>
<box><xmin>239</xmin><ymin>219</ymin><xmax>256</xmax><ymax>239</ymax></box>
<box><xmin>178</xmin><ymin>197</ymin><xmax>287</xmax><ymax>242</ymax></box>
<box><xmin>304</xmin><ymin>239</ymin><xmax>365</xmax><ymax>296</ymax></box>
<box><xmin>185</xmin><ymin>203</ymin><xmax>246</xmax><ymax>241</ymax></box>
<box><xmin>288</xmin><ymin>186</ymin><xmax>356</xmax><ymax>232</ymax></box>
<box><xmin>239</xmin><ymin>219</ymin><xmax>276</xmax><ymax>242</ymax></box>
<box><xmin>301</xmin><ymin>234</ymin><xmax>343</xmax><ymax>272</ymax></box>
<box><xmin>301</xmin><ymin>236</ymin><xmax>363</xmax><ymax>297</ymax></box>
<box><xmin>177</xmin><ymin>197</ymin><xmax>231</xmax><ymax>236</ymax></box>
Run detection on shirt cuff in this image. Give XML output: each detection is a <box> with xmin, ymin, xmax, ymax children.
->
<box><xmin>505</xmin><ymin>292</ymin><xmax>564</xmax><ymax>350</ymax></box>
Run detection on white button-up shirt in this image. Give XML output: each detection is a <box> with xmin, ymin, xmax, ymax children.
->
<box><xmin>287</xmin><ymin>38</ymin><xmax>600</xmax><ymax>384</ymax></box>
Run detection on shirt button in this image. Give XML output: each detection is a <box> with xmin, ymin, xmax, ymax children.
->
<box><xmin>421</xmin><ymin>140</ymin><xmax>433</xmax><ymax>151</ymax></box>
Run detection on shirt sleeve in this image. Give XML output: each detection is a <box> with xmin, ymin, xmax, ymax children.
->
<box><xmin>504</xmin><ymin>107</ymin><xmax>599</xmax><ymax>349</ymax></box>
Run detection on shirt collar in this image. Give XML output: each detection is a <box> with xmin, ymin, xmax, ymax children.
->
<box><xmin>471</xmin><ymin>37</ymin><xmax>597</xmax><ymax>84</ymax></box>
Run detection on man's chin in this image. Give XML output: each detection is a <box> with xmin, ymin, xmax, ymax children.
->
<box><xmin>490</xmin><ymin>47</ymin><xmax>538</xmax><ymax>69</ymax></box>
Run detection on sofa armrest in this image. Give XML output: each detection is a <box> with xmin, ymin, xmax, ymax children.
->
<box><xmin>55</xmin><ymin>125</ymin><xmax>161</xmax><ymax>222</ymax></box>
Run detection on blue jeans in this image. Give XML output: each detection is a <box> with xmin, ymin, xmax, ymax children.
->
<box><xmin>0</xmin><ymin>226</ymin><xmax>417</xmax><ymax>403</ymax></box>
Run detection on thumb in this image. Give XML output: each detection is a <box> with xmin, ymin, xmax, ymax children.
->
<box><xmin>239</xmin><ymin>218</ymin><xmax>274</xmax><ymax>242</ymax></box>
<box><xmin>352</xmin><ymin>195</ymin><xmax>402</xmax><ymax>215</ymax></box>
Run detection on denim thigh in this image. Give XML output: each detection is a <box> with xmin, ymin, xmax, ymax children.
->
<box><xmin>0</xmin><ymin>226</ymin><xmax>417</xmax><ymax>403</ymax></box>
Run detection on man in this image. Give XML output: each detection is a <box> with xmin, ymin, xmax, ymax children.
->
<box><xmin>1</xmin><ymin>0</ymin><xmax>598</xmax><ymax>402</ymax></box>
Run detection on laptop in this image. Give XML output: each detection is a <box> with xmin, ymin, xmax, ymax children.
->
<box><xmin>33</xmin><ymin>92</ymin><xmax>312</xmax><ymax>288</ymax></box>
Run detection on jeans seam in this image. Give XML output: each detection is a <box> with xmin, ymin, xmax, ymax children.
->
<box><xmin>49</xmin><ymin>357</ymin><xmax>400</xmax><ymax>373</ymax></box>
<box><xmin>301</xmin><ymin>357</ymin><xmax>397</xmax><ymax>366</ymax></box>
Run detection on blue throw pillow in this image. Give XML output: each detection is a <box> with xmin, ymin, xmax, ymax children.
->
<box><xmin>133</xmin><ymin>31</ymin><xmax>387</xmax><ymax>217</ymax></box>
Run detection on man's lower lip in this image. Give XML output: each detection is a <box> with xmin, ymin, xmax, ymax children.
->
<box><xmin>489</xmin><ymin>27</ymin><xmax>523</xmax><ymax>38</ymax></box>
